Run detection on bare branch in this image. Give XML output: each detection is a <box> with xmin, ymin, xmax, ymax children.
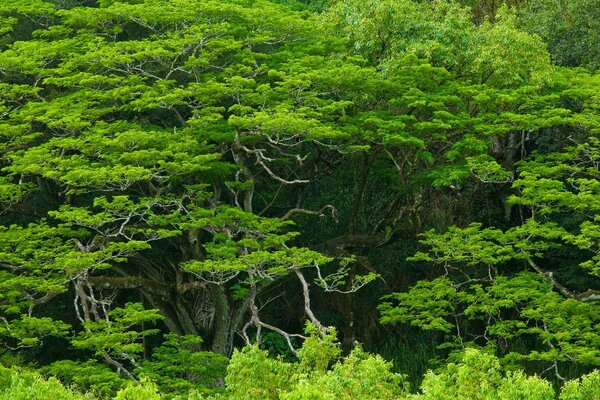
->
<box><xmin>280</xmin><ymin>205</ymin><xmax>337</xmax><ymax>222</ymax></box>
<box><xmin>294</xmin><ymin>269</ymin><xmax>327</xmax><ymax>334</ymax></box>
<box><xmin>102</xmin><ymin>353</ymin><xmax>138</xmax><ymax>382</ymax></box>
<box><xmin>241</xmin><ymin>282</ymin><xmax>305</xmax><ymax>355</ymax></box>
<box><xmin>31</xmin><ymin>291</ymin><xmax>62</xmax><ymax>305</ymax></box>
<box><xmin>242</xmin><ymin>146</ymin><xmax>309</xmax><ymax>185</ymax></box>
<box><xmin>526</xmin><ymin>258</ymin><xmax>574</xmax><ymax>298</ymax></box>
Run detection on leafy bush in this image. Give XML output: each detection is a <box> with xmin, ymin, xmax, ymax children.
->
<box><xmin>413</xmin><ymin>349</ymin><xmax>554</xmax><ymax>400</ymax></box>
<box><xmin>3</xmin><ymin>346</ymin><xmax>600</xmax><ymax>399</ymax></box>
<box><xmin>222</xmin><ymin>324</ymin><xmax>407</xmax><ymax>400</ymax></box>
<box><xmin>559</xmin><ymin>370</ymin><xmax>600</xmax><ymax>400</ymax></box>
<box><xmin>0</xmin><ymin>365</ymin><xmax>90</xmax><ymax>400</ymax></box>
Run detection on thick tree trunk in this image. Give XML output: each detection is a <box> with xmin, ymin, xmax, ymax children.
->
<box><xmin>210</xmin><ymin>284</ymin><xmax>249</xmax><ymax>356</ymax></box>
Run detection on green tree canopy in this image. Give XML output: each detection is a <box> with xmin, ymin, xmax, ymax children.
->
<box><xmin>1</xmin><ymin>0</ymin><xmax>599</xmax><ymax>392</ymax></box>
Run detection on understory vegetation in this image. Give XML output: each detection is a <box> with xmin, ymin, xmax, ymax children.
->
<box><xmin>2</xmin><ymin>331</ymin><xmax>600</xmax><ymax>399</ymax></box>
<box><xmin>0</xmin><ymin>0</ymin><xmax>599</xmax><ymax>398</ymax></box>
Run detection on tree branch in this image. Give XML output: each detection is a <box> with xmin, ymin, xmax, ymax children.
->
<box><xmin>314</xmin><ymin>234</ymin><xmax>388</xmax><ymax>257</ymax></box>
<box><xmin>87</xmin><ymin>276</ymin><xmax>172</xmax><ymax>299</ymax></box>
<box><xmin>294</xmin><ymin>268</ymin><xmax>327</xmax><ymax>334</ymax></box>
<box><xmin>526</xmin><ymin>258</ymin><xmax>574</xmax><ymax>298</ymax></box>
<box><xmin>280</xmin><ymin>205</ymin><xmax>337</xmax><ymax>222</ymax></box>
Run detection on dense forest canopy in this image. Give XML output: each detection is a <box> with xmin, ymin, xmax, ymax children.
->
<box><xmin>0</xmin><ymin>0</ymin><xmax>599</xmax><ymax>398</ymax></box>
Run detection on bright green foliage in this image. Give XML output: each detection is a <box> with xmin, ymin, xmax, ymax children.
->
<box><xmin>509</xmin><ymin>135</ymin><xmax>600</xmax><ymax>276</ymax></box>
<box><xmin>382</xmin><ymin>272</ymin><xmax>600</xmax><ymax>367</ymax></box>
<box><xmin>457</xmin><ymin>0</ymin><xmax>528</xmax><ymax>24</ymax></box>
<box><xmin>2</xmin><ymin>346</ymin><xmax>600</xmax><ymax>399</ymax></box>
<box><xmin>0</xmin><ymin>316</ymin><xmax>70</xmax><ymax>349</ymax></box>
<box><xmin>0</xmin><ymin>223</ymin><xmax>77</xmax><ymax>314</ymax></box>
<box><xmin>0</xmin><ymin>365</ymin><xmax>91</xmax><ymax>400</ymax></box>
<box><xmin>325</xmin><ymin>0</ymin><xmax>584</xmax><ymax>193</ymax></box>
<box><xmin>380</xmin><ymin>61</ymin><xmax>600</xmax><ymax>375</ymax></box>
<box><xmin>281</xmin><ymin>346</ymin><xmax>406</xmax><ymax>400</ymax></box>
<box><xmin>71</xmin><ymin>303</ymin><xmax>163</xmax><ymax>360</ymax></box>
<box><xmin>222</xmin><ymin>345</ymin><xmax>295</xmax><ymax>400</ymax></box>
<box><xmin>114</xmin><ymin>378</ymin><xmax>162</xmax><ymax>400</ymax></box>
<box><xmin>560</xmin><ymin>370</ymin><xmax>600</xmax><ymax>400</ymax></box>
<box><xmin>295</xmin><ymin>324</ymin><xmax>342</xmax><ymax>374</ymax></box>
<box><xmin>1</xmin><ymin>0</ymin><xmax>600</xmax><ymax>396</ymax></box>
<box><xmin>327</xmin><ymin>1</ymin><xmax>551</xmax><ymax>87</ymax></box>
<box><xmin>43</xmin><ymin>330</ymin><xmax>228</xmax><ymax>397</ymax></box>
<box><xmin>42</xmin><ymin>360</ymin><xmax>128</xmax><ymax>397</ymax></box>
<box><xmin>1</xmin><ymin>0</ymin><xmax>578</xmax><ymax>377</ymax></box>
<box><xmin>0</xmin><ymin>0</ymin><xmax>373</xmax><ymax>377</ymax></box>
<box><xmin>413</xmin><ymin>348</ymin><xmax>554</xmax><ymax>400</ymax></box>
<box><xmin>222</xmin><ymin>324</ymin><xmax>407</xmax><ymax>400</ymax></box>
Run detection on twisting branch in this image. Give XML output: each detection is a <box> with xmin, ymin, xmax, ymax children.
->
<box><xmin>102</xmin><ymin>353</ymin><xmax>138</xmax><ymax>382</ymax></box>
<box><xmin>294</xmin><ymin>268</ymin><xmax>327</xmax><ymax>334</ymax></box>
<box><xmin>242</xmin><ymin>146</ymin><xmax>309</xmax><ymax>185</ymax></box>
<box><xmin>241</xmin><ymin>282</ymin><xmax>306</xmax><ymax>355</ymax></box>
<box><xmin>526</xmin><ymin>258</ymin><xmax>600</xmax><ymax>301</ymax></box>
<box><xmin>525</xmin><ymin>258</ymin><xmax>574</xmax><ymax>298</ymax></box>
<box><xmin>280</xmin><ymin>205</ymin><xmax>337</xmax><ymax>222</ymax></box>
<box><xmin>255</xmin><ymin>156</ymin><xmax>309</xmax><ymax>184</ymax></box>
<box><xmin>72</xmin><ymin>274</ymin><xmax>139</xmax><ymax>381</ymax></box>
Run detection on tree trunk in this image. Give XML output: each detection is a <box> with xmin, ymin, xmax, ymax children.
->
<box><xmin>210</xmin><ymin>284</ymin><xmax>249</xmax><ymax>356</ymax></box>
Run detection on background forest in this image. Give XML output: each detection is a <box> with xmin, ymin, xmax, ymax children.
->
<box><xmin>0</xmin><ymin>0</ymin><xmax>600</xmax><ymax>398</ymax></box>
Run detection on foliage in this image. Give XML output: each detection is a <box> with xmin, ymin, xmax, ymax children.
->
<box><xmin>217</xmin><ymin>344</ymin><xmax>600</xmax><ymax>400</ymax></box>
<box><xmin>518</xmin><ymin>0</ymin><xmax>600</xmax><ymax>70</ymax></box>
<box><xmin>4</xmin><ymin>347</ymin><xmax>600</xmax><ymax>399</ymax></box>
<box><xmin>413</xmin><ymin>348</ymin><xmax>554</xmax><ymax>400</ymax></box>
<box><xmin>0</xmin><ymin>365</ymin><xmax>91</xmax><ymax>400</ymax></box>
<box><xmin>0</xmin><ymin>0</ymin><xmax>375</xmax><ymax>379</ymax></box>
<box><xmin>380</xmin><ymin>71</ymin><xmax>600</xmax><ymax>375</ymax></box>
<box><xmin>139</xmin><ymin>334</ymin><xmax>227</xmax><ymax>395</ymax></box>
<box><xmin>559</xmin><ymin>370</ymin><xmax>600</xmax><ymax>400</ymax></box>
<box><xmin>222</xmin><ymin>324</ymin><xmax>407</xmax><ymax>400</ymax></box>
<box><xmin>327</xmin><ymin>0</ymin><xmax>552</xmax><ymax>87</ymax></box>
<box><xmin>0</xmin><ymin>0</ymin><xmax>600</xmax><ymax>396</ymax></box>
<box><xmin>42</xmin><ymin>359</ymin><xmax>128</xmax><ymax>397</ymax></box>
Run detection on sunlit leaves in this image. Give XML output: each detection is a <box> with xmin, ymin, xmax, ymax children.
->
<box><xmin>380</xmin><ymin>278</ymin><xmax>458</xmax><ymax>333</ymax></box>
<box><xmin>72</xmin><ymin>303</ymin><xmax>163</xmax><ymax>357</ymax></box>
<box><xmin>382</xmin><ymin>272</ymin><xmax>600</xmax><ymax>366</ymax></box>
<box><xmin>0</xmin><ymin>316</ymin><xmax>70</xmax><ymax>349</ymax></box>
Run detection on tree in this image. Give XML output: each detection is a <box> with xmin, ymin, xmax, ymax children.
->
<box><xmin>0</xmin><ymin>0</ymin><xmax>377</xmax><ymax>380</ymax></box>
<box><xmin>1</xmin><ymin>0</ymin><xmax>597</xmax><ymax>388</ymax></box>
<box><xmin>518</xmin><ymin>0</ymin><xmax>600</xmax><ymax>70</ymax></box>
<box><xmin>380</xmin><ymin>70</ymin><xmax>600</xmax><ymax>377</ymax></box>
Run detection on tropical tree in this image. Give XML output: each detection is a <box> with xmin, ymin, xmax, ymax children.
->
<box><xmin>0</xmin><ymin>0</ymin><xmax>376</xmax><ymax>381</ymax></box>
<box><xmin>518</xmin><ymin>0</ymin><xmax>600</xmax><ymax>70</ymax></box>
<box><xmin>380</xmin><ymin>70</ymin><xmax>600</xmax><ymax>377</ymax></box>
<box><xmin>2</xmin><ymin>0</ymin><xmax>598</xmax><ymax>389</ymax></box>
